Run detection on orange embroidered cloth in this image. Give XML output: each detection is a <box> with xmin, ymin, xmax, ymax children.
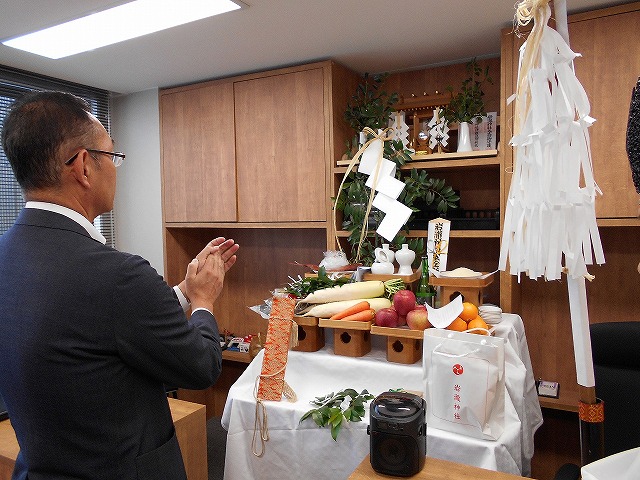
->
<box><xmin>257</xmin><ymin>295</ymin><xmax>295</xmax><ymax>401</ymax></box>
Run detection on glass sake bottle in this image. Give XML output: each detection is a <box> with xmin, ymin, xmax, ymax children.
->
<box><xmin>416</xmin><ymin>255</ymin><xmax>436</xmax><ymax>307</ymax></box>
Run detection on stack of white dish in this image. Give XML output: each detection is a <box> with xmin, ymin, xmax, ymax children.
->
<box><xmin>478</xmin><ymin>304</ymin><xmax>502</xmax><ymax>324</ymax></box>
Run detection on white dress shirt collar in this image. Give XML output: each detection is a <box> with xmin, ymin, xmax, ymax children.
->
<box><xmin>25</xmin><ymin>201</ymin><xmax>107</xmax><ymax>245</ymax></box>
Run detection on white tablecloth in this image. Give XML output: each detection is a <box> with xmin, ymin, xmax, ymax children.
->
<box><xmin>221</xmin><ymin>314</ymin><xmax>542</xmax><ymax>480</ymax></box>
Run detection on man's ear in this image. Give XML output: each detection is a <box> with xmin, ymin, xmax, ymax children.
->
<box><xmin>69</xmin><ymin>150</ymin><xmax>92</xmax><ymax>189</ymax></box>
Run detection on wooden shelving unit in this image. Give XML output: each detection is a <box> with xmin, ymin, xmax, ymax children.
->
<box><xmin>221</xmin><ymin>350</ymin><xmax>252</xmax><ymax>364</ymax></box>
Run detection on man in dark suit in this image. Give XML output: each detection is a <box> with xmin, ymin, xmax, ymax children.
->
<box><xmin>0</xmin><ymin>91</ymin><xmax>239</xmax><ymax>479</ymax></box>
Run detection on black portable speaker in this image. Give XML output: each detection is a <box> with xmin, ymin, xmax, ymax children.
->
<box><xmin>367</xmin><ymin>391</ymin><xmax>426</xmax><ymax>477</ymax></box>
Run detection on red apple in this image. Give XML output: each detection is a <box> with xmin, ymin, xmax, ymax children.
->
<box><xmin>375</xmin><ymin>307</ymin><xmax>399</xmax><ymax>327</ymax></box>
<box><xmin>413</xmin><ymin>304</ymin><xmax>426</xmax><ymax>311</ymax></box>
<box><xmin>392</xmin><ymin>290</ymin><xmax>417</xmax><ymax>316</ymax></box>
<box><xmin>397</xmin><ymin>315</ymin><xmax>407</xmax><ymax>327</ymax></box>
<box><xmin>407</xmin><ymin>308</ymin><xmax>431</xmax><ymax>331</ymax></box>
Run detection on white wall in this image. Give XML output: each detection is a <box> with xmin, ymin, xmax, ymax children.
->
<box><xmin>111</xmin><ymin>89</ymin><xmax>165</xmax><ymax>276</ymax></box>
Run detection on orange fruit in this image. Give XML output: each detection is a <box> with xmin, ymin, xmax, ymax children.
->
<box><xmin>467</xmin><ymin>315</ymin><xmax>489</xmax><ymax>335</ymax></box>
<box><xmin>459</xmin><ymin>302</ymin><xmax>479</xmax><ymax>322</ymax></box>
<box><xmin>447</xmin><ymin>317</ymin><xmax>468</xmax><ymax>332</ymax></box>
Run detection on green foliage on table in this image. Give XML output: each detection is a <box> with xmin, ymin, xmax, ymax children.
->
<box><xmin>299</xmin><ymin>388</ymin><xmax>374</xmax><ymax>441</ymax></box>
<box><xmin>284</xmin><ymin>266</ymin><xmax>350</xmax><ymax>298</ymax></box>
<box><xmin>444</xmin><ymin>58</ymin><xmax>493</xmax><ymax>124</ymax></box>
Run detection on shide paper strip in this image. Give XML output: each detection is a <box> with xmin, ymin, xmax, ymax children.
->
<box><xmin>500</xmin><ymin>1</ymin><xmax>605</xmax><ymax>389</ymax></box>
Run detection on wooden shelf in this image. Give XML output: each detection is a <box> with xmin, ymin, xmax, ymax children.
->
<box><xmin>164</xmin><ymin>221</ymin><xmax>327</xmax><ymax>229</ymax></box>
<box><xmin>334</xmin><ymin>229</ymin><xmax>501</xmax><ymax>239</ymax></box>
<box><xmin>334</xmin><ymin>150</ymin><xmax>498</xmax><ymax>171</ymax></box>
<box><xmin>221</xmin><ymin>350</ymin><xmax>252</xmax><ymax>363</ymax></box>
<box><xmin>409</xmin><ymin>149</ymin><xmax>498</xmax><ymax>162</ymax></box>
<box><xmin>596</xmin><ymin>218</ymin><xmax>640</xmax><ymax>228</ymax></box>
<box><xmin>539</xmin><ymin>389</ymin><xmax>579</xmax><ymax>413</ymax></box>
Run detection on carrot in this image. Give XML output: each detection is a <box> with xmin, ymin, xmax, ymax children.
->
<box><xmin>341</xmin><ymin>308</ymin><xmax>376</xmax><ymax>323</ymax></box>
<box><xmin>329</xmin><ymin>301</ymin><xmax>371</xmax><ymax>320</ymax></box>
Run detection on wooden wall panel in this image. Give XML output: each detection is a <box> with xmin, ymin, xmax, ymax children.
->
<box><xmin>569</xmin><ymin>9</ymin><xmax>640</xmax><ymax>219</ymax></box>
<box><xmin>385</xmin><ymin>57</ymin><xmax>501</xmax><ymax>120</ymax></box>
<box><xmin>163</xmin><ymin>227</ymin><xmax>326</xmax><ymax>336</ymax></box>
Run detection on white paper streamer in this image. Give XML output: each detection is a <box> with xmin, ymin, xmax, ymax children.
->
<box><xmin>499</xmin><ymin>6</ymin><xmax>605</xmax><ymax>282</ymax></box>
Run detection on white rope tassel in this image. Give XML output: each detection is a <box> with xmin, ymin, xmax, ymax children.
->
<box><xmin>251</xmin><ymin>365</ymin><xmax>297</xmax><ymax>457</ymax></box>
<box><xmin>252</xmin><ymin>375</ymin><xmax>271</xmax><ymax>457</ymax></box>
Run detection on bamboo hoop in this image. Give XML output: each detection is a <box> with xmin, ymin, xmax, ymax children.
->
<box><xmin>333</xmin><ymin>127</ymin><xmax>395</xmax><ymax>263</ymax></box>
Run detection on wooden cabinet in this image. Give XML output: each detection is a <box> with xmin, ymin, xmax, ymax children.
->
<box><xmin>160</xmin><ymin>81</ymin><xmax>236</xmax><ymax>223</ymax></box>
<box><xmin>234</xmin><ymin>67</ymin><xmax>327</xmax><ymax>222</ymax></box>
<box><xmin>160</xmin><ymin>60</ymin><xmax>359</xmax><ymax>332</ymax></box>
<box><xmin>161</xmin><ymin>61</ymin><xmax>356</xmax><ymax>225</ymax></box>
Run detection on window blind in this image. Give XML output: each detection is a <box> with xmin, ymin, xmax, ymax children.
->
<box><xmin>0</xmin><ymin>65</ymin><xmax>114</xmax><ymax>246</ymax></box>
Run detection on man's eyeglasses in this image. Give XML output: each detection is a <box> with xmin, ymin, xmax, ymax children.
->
<box><xmin>65</xmin><ymin>149</ymin><xmax>126</xmax><ymax>167</ymax></box>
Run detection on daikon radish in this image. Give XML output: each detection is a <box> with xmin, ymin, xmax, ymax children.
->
<box><xmin>299</xmin><ymin>281</ymin><xmax>385</xmax><ymax>304</ymax></box>
<box><xmin>301</xmin><ymin>297</ymin><xmax>391</xmax><ymax>317</ymax></box>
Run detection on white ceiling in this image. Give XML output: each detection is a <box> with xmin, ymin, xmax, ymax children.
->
<box><xmin>0</xmin><ymin>0</ymin><xmax>632</xmax><ymax>95</ymax></box>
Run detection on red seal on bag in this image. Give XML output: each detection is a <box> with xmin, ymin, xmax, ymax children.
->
<box><xmin>452</xmin><ymin>364</ymin><xmax>464</xmax><ymax>375</ymax></box>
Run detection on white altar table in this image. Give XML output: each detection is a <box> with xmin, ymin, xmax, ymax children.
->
<box><xmin>221</xmin><ymin>314</ymin><xmax>542</xmax><ymax>480</ymax></box>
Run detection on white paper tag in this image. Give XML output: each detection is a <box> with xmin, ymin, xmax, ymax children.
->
<box><xmin>425</xmin><ymin>295</ymin><xmax>464</xmax><ymax>329</ymax></box>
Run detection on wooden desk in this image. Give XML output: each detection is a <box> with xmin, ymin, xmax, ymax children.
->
<box><xmin>0</xmin><ymin>397</ymin><xmax>207</xmax><ymax>480</ymax></box>
<box><xmin>349</xmin><ymin>455</ymin><xmax>536</xmax><ymax>480</ymax></box>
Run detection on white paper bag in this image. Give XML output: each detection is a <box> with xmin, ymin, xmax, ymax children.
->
<box><xmin>422</xmin><ymin>328</ymin><xmax>506</xmax><ymax>440</ymax></box>
<box><xmin>581</xmin><ymin>447</ymin><xmax>640</xmax><ymax>480</ymax></box>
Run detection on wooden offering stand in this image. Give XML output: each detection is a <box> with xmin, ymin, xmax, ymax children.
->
<box><xmin>318</xmin><ymin>318</ymin><xmax>372</xmax><ymax>357</ymax></box>
<box><xmin>292</xmin><ymin>316</ymin><xmax>325</xmax><ymax>352</ymax></box>
<box><xmin>370</xmin><ymin>326</ymin><xmax>423</xmax><ymax>364</ymax></box>
<box><xmin>429</xmin><ymin>272</ymin><xmax>495</xmax><ymax>306</ymax></box>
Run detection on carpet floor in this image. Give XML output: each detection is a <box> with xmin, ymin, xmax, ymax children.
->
<box><xmin>206</xmin><ymin>417</ymin><xmax>227</xmax><ymax>480</ymax></box>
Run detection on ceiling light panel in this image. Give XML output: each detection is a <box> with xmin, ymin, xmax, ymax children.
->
<box><xmin>2</xmin><ymin>0</ymin><xmax>242</xmax><ymax>59</ymax></box>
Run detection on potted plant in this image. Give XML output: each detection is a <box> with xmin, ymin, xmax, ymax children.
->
<box><xmin>444</xmin><ymin>58</ymin><xmax>493</xmax><ymax>152</ymax></box>
<box><xmin>336</xmin><ymin>74</ymin><xmax>459</xmax><ymax>266</ymax></box>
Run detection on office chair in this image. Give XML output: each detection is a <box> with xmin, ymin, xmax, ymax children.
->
<box><xmin>554</xmin><ymin>321</ymin><xmax>640</xmax><ymax>480</ymax></box>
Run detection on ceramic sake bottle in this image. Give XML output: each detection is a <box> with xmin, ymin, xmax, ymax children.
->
<box><xmin>395</xmin><ymin>244</ymin><xmax>415</xmax><ymax>275</ymax></box>
<box><xmin>371</xmin><ymin>244</ymin><xmax>394</xmax><ymax>275</ymax></box>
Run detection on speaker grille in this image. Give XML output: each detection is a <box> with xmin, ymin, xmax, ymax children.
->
<box><xmin>371</xmin><ymin>431</ymin><xmax>422</xmax><ymax>476</ymax></box>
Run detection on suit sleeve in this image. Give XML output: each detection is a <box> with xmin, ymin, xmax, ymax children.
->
<box><xmin>112</xmin><ymin>254</ymin><xmax>223</xmax><ymax>389</ymax></box>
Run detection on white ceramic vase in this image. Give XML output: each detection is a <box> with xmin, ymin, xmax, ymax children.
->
<box><xmin>395</xmin><ymin>244</ymin><xmax>415</xmax><ymax>276</ymax></box>
<box><xmin>374</xmin><ymin>244</ymin><xmax>394</xmax><ymax>264</ymax></box>
<box><xmin>457</xmin><ymin>121</ymin><xmax>473</xmax><ymax>152</ymax></box>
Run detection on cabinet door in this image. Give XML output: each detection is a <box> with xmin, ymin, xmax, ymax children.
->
<box><xmin>234</xmin><ymin>68</ymin><xmax>327</xmax><ymax>222</ymax></box>
<box><xmin>161</xmin><ymin>82</ymin><xmax>237</xmax><ymax>223</ymax></box>
<box><xmin>569</xmin><ymin>10</ymin><xmax>640</xmax><ymax>218</ymax></box>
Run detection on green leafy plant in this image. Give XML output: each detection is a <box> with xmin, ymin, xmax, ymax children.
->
<box><xmin>335</xmin><ymin>168</ymin><xmax>459</xmax><ymax>266</ymax></box>
<box><xmin>444</xmin><ymin>58</ymin><xmax>493</xmax><ymax>124</ymax></box>
<box><xmin>299</xmin><ymin>388</ymin><xmax>374</xmax><ymax>441</ymax></box>
<box><xmin>336</xmin><ymin>74</ymin><xmax>459</xmax><ymax>266</ymax></box>
<box><xmin>284</xmin><ymin>266</ymin><xmax>350</xmax><ymax>299</ymax></box>
<box><xmin>345</xmin><ymin>73</ymin><xmax>398</xmax><ymax>132</ymax></box>
<box><xmin>336</xmin><ymin>73</ymin><xmax>459</xmax><ymax>266</ymax></box>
